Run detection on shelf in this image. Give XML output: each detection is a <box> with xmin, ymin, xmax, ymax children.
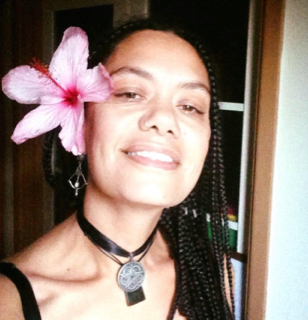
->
<box><xmin>228</xmin><ymin>220</ymin><xmax>238</xmax><ymax>230</ymax></box>
<box><xmin>219</xmin><ymin>102</ymin><xmax>244</xmax><ymax>112</ymax></box>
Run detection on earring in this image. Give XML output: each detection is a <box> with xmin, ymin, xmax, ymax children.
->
<box><xmin>68</xmin><ymin>155</ymin><xmax>87</xmax><ymax>196</ymax></box>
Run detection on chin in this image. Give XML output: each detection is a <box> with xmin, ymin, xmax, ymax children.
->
<box><xmin>120</xmin><ymin>183</ymin><xmax>190</xmax><ymax>209</ymax></box>
<box><xmin>87</xmin><ymin>173</ymin><xmax>195</xmax><ymax>209</ymax></box>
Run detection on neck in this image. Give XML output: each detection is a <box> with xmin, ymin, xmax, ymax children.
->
<box><xmin>83</xmin><ymin>187</ymin><xmax>164</xmax><ymax>253</ymax></box>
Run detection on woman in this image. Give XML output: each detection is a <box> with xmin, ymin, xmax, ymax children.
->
<box><xmin>0</xmin><ymin>20</ymin><xmax>234</xmax><ymax>319</ymax></box>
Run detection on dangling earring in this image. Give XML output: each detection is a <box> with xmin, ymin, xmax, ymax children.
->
<box><xmin>68</xmin><ymin>155</ymin><xmax>87</xmax><ymax>196</ymax></box>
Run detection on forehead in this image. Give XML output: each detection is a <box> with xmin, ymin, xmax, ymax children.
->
<box><xmin>105</xmin><ymin>30</ymin><xmax>209</xmax><ymax>82</ymax></box>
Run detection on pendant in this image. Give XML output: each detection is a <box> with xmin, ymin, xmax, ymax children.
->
<box><xmin>118</xmin><ymin>261</ymin><xmax>146</xmax><ymax>306</ymax></box>
<box><xmin>125</xmin><ymin>287</ymin><xmax>145</xmax><ymax>306</ymax></box>
<box><xmin>118</xmin><ymin>261</ymin><xmax>145</xmax><ymax>292</ymax></box>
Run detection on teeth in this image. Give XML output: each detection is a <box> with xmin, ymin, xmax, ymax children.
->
<box><xmin>127</xmin><ymin>151</ymin><xmax>173</xmax><ymax>162</ymax></box>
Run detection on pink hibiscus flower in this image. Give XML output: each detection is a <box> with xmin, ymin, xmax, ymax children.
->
<box><xmin>2</xmin><ymin>27</ymin><xmax>113</xmax><ymax>155</ymax></box>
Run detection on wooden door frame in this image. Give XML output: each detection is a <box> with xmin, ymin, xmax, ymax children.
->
<box><xmin>245</xmin><ymin>0</ymin><xmax>286</xmax><ymax>318</ymax></box>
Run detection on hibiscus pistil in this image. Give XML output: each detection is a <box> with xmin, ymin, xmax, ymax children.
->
<box><xmin>63</xmin><ymin>87</ymin><xmax>80</xmax><ymax>108</ymax></box>
<box><xmin>30</xmin><ymin>57</ymin><xmax>66</xmax><ymax>93</ymax></box>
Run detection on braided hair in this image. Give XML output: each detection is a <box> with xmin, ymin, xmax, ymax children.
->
<box><xmin>43</xmin><ymin>19</ymin><xmax>234</xmax><ymax>320</ymax></box>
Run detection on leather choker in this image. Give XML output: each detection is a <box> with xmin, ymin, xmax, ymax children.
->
<box><xmin>77</xmin><ymin>207</ymin><xmax>158</xmax><ymax>306</ymax></box>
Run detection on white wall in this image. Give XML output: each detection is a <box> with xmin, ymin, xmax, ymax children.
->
<box><xmin>266</xmin><ymin>0</ymin><xmax>308</xmax><ymax>319</ymax></box>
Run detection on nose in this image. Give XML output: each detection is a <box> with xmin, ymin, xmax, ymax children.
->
<box><xmin>139</xmin><ymin>103</ymin><xmax>180</xmax><ymax>138</ymax></box>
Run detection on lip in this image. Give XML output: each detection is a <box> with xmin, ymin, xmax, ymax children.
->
<box><xmin>121</xmin><ymin>143</ymin><xmax>181</xmax><ymax>170</ymax></box>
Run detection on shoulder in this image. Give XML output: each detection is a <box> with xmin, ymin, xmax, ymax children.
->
<box><xmin>3</xmin><ymin>212</ymin><xmax>101</xmax><ymax>290</ymax></box>
<box><xmin>0</xmin><ymin>272</ymin><xmax>24</xmax><ymax>319</ymax></box>
<box><xmin>8</xmin><ymin>214</ymin><xmax>79</xmax><ymax>273</ymax></box>
<box><xmin>0</xmin><ymin>214</ymin><xmax>85</xmax><ymax>318</ymax></box>
<box><xmin>1</xmin><ymin>213</ymin><xmax>83</xmax><ymax>288</ymax></box>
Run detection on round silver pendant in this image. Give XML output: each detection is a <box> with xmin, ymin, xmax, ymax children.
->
<box><xmin>117</xmin><ymin>261</ymin><xmax>145</xmax><ymax>292</ymax></box>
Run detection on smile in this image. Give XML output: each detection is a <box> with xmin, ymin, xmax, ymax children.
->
<box><xmin>127</xmin><ymin>151</ymin><xmax>174</xmax><ymax>163</ymax></box>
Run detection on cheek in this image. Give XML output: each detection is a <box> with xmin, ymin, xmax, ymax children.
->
<box><xmin>185</xmin><ymin>124</ymin><xmax>211</xmax><ymax>166</ymax></box>
<box><xmin>176</xmin><ymin>125</ymin><xmax>210</xmax><ymax>201</ymax></box>
<box><xmin>200</xmin><ymin>132</ymin><xmax>211</xmax><ymax>165</ymax></box>
<box><xmin>84</xmin><ymin>105</ymin><xmax>116</xmax><ymax>151</ymax></box>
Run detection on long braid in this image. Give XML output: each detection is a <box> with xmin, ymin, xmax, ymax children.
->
<box><xmin>206</xmin><ymin>68</ymin><xmax>234</xmax><ymax>318</ymax></box>
<box><xmin>159</xmin><ymin>209</ymin><xmax>180</xmax><ymax>320</ymax></box>
<box><xmin>209</xmin><ymin>101</ymin><xmax>229</xmax><ymax>317</ymax></box>
<box><xmin>214</xmin><ymin>104</ymin><xmax>235</xmax><ymax>314</ymax></box>
<box><xmin>210</xmin><ymin>73</ymin><xmax>235</xmax><ymax>316</ymax></box>
<box><xmin>44</xmin><ymin>19</ymin><xmax>234</xmax><ymax>319</ymax></box>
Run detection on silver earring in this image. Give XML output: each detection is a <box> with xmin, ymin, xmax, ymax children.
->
<box><xmin>68</xmin><ymin>155</ymin><xmax>87</xmax><ymax>196</ymax></box>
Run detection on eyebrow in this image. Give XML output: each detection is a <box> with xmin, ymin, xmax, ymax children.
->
<box><xmin>110</xmin><ymin>66</ymin><xmax>154</xmax><ymax>80</ymax></box>
<box><xmin>179</xmin><ymin>81</ymin><xmax>211</xmax><ymax>94</ymax></box>
<box><xmin>110</xmin><ymin>66</ymin><xmax>210</xmax><ymax>94</ymax></box>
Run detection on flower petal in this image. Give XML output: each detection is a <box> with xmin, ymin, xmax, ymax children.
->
<box><xmin>11</xmin><ymin>103</ymin><xmax>64</xmax><ymax>144</ymax></box>
<box><xmin>73</xmin><ymin>108</ymin><xmax>86</xmax><ymax>155</ymax></box>
<box><xmin>49</xmin><ymin>27</ymin><xmax>88</xmax><ymax>90</ymax></box>
<box><xmin>58</xmin><ymin>103</ymin><xmax>85</xmax><ymax>155</ymax></box>
<box><xmin>2</xmin><ymin>66</ymin><xmax>63</xmax><ymax>105</ymax></box>
<box><xmin>77</xmin><ymin>63</ymin><xmax>113</xmax><ymax>102</ymax></box>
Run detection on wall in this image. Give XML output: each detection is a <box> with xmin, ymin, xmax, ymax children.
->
<box><xmin>266</xmin><ymin>0</ymin><xmax>308</xmax><ymax>318</ymax></box>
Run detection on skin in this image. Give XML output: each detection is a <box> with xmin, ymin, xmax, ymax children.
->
<box><xmin>0</xmin><ymin>30</ymin><xmax>213</xmax><ymax>320</ymax></box>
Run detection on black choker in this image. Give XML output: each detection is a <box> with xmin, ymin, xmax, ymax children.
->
<box><xmin>77</xmin><ymin>208</ymin><xmax>158</xmax><ymax>306</ymax></box>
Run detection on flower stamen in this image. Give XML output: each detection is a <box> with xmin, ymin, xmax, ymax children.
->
<box><xmin>30</xmin><ymin>57</ymin><xmax>66</xmax><ymax>92</ymax></box>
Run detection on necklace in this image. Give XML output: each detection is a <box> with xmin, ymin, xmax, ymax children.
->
<box><xmin>77</xmin><ymin>207</ymin><xmax>158</xmax><ymax>306</ymax></box>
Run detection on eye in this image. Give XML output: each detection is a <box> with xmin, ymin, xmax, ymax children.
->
<box><xmin>178</xmin><ymin>104</ymin><xmax>204</xmax><ymax>115</ymax></box>
<box><xmin>114</xmin><ymin>91</ymin><xmax>142</xmax><ymax>101</ymax></box>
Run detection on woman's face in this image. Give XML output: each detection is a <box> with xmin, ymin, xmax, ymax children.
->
<box><xmin>85</xmin><ymin>30</ymin><xmax>211</xmax><ymax>209</ymax></box>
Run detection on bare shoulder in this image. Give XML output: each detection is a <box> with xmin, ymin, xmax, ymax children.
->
<box><xmin>0</xmin><ymin>274</ymin><xmax>24</xmax><ymax>320</ymax></box>
<box><xmin>0</xmin><ymin>214</ymin><xmax>88</xmax><ymax>318</ymax></box>
<box><xmin>8</xmin><ymin>214</ymin><xmax>79</xmax><ymax>274</ymax></box>
<box><xmin>1</xmin><ymin>214</ymin><xmax>84</xmax><ymax>294</ymax></box>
